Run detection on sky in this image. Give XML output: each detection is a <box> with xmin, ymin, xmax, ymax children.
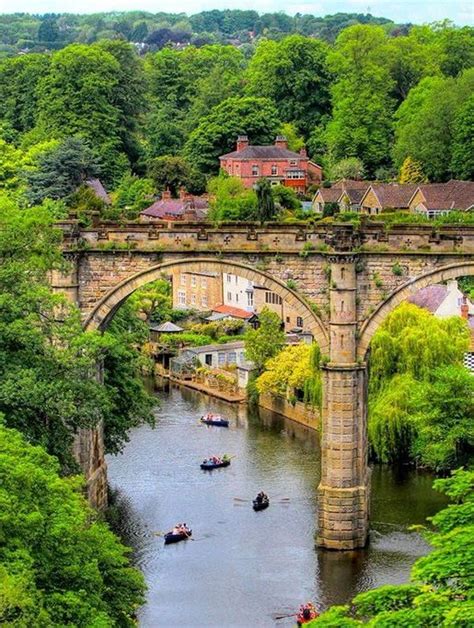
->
<box><xmin>0</xmin><ymin>0</ymin><xmax>472</xmax><ymax>26</ymax></box>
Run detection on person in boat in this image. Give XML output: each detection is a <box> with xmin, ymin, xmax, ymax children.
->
<box><xmin>297</xmin><ymin>602</ymin><xmax>318</xmax><ymax>624</ymax></box>
<box><xmin>256</xmin><ymin>491</ymin><xmax>268</xmax><ymax>504</ymax></box>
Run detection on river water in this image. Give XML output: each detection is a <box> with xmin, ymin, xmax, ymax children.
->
<box><xmin>106</xmin><ymin>382</ymin><xmax>447</xmax><ymax>628</ymax></box>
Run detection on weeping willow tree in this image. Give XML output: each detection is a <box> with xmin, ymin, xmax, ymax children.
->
<box><xmin>368</xmin><ymin>302</ymin><xmax>472</xmax><ymax>469</ymax></box>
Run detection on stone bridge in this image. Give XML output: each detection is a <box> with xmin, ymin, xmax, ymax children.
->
<box><xmin>54</xmin><ymin>219</ymin><xmax>474</xmax><ymax>550</ymax></box>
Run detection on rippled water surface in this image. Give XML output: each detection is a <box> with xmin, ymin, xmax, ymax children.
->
<box><xmin>106</xmin><ymin>382</ymin><xmax>447</xmax><ymax>628</ymax></box>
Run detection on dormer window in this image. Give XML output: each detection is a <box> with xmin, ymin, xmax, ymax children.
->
<box><xmin>252</xmin><ymin>165</ymin><xmax>259</xmax><ymax>177</ymax></box>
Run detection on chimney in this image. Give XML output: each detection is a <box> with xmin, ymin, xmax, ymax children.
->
<box><xmin>179</xmin><ymin>186</ymin><xmax>189</xmax><ymax>200</ymax></box>
<box><xmin>236</xmin><ymin>135</ymin><xmax>249</xmax><ymax>151</ymax></box>
<box><xmin>461</xmin><ymin>298</ymin><xmax>469</xmax><ymax>319</ymax></box>
<box><xmin>162</xmin><ymin>188</ymin><xmax>172</xmax><ymax>200</ymax></box>
<box><xmin>300</xmin><ymin>146</ymin><xmax>307</xmax><ymax>157</ymax></box>
<box><xmin>275</xmin><ymin>135</ymin><xmax>288</xmax><ymax>149</ymax></box>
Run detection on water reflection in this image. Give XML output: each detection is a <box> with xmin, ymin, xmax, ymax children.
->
<box><xmin>107</xmin><ymin>384</ymin><xmax>444</xmax><ymax>627</ymax></box>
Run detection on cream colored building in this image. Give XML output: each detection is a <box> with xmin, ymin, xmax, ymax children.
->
<box><xmin>172</xmin><ymin>270</ymin><xmax>222</xmax><ymax>311</ymax></box>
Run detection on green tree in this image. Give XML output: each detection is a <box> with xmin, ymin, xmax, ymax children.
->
<box><xmin>324</xmin><ymin>25</ymin><xmax>395</xmax><ymax>177</ymax></box>
<box><xmin>309</xmin><ymin>468</ymin><xmax>474</xmax><ymax>626</ymax></box>
<box><xmin>393</xmin><ymin>69</ymin><xmax>474</xmax><ymax>181</ymax></box>
<box><xmin>148</xmin><ymin>155</ymin><xmax>205</xmax><ymax>195</ymax></box>
<box><xmin>25</xmin><ymin>137</ymin><xmax>101</xmax><ymax>204</ymax></box>
<box><xmin>244</xmin><ymin>307</ymin><xmax>285</xmax><ymax>372</ymax></box>
<box><xmin>255</xmin><ymin>177</ymin><xmax>277</xmax><ymax>223</ymax></box>
<box><xmin>184</xmin><ymin>96</ymin><xmax>280</xmax><ymax>175</ymax></box>
<box><xmin>398</xmin><ymin>156</ymin><xmax>427</xmax><ymax>183</ymax></box>
<box><xmin>330</xmin><ymin>157</ymin><xmax>365</xmax><ymax>181</ymax></box>
<box><xmin>34</xmin><ymin>44</ymin><xmax>125</xmax><ymax>183</ymax></box>
<box><xmin>245</xmin><ymin>35</ymin><xmax>332</xmax><ymax>135</ymax></box>
<box><xmin>451</xmin><ymin>93</ymin><xmax>474</xmax><ymax>180</ymax></box>
<box><xmin>0</xmin><ymin>423</ymin><xmax>146</xmax><ymax>626</ymax></box>
<box><xmin>113</xmin><ymin>174</ymin><xmax>155</xmax><ymax>219</ymax></box>
<box><xmin>0</xmin><ymin>198</ymin><xmax>154</xmax><ymax>468</ymax></box>
<box><xmin>368</xmin><ymin>302</ymin><xmax>471</xmax><ymax>470</ymax></box>
<box><xmin>207</xmin><ymin>173</ymin><xmax>257</xmax><ymax>222</ymax></box>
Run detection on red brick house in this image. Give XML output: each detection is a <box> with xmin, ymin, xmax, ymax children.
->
<box><xmin>219</xmin><ymin>135</ymin><xmax>322</xmax><ymax>194</ymax></box>
<box><xmin>140</xmin><ymin>189</ymin><xmax>209</xmax><ymax>222</ymax></box>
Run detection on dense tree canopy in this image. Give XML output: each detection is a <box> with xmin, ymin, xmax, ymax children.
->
<box><xmin>368</xmin><ymin>303</ymin><xmax>472</xmax><ymax>470</ymax></box>
<box><xmin>0</xmin><ymin>423</ymin><xmax>145</xmax><ymax>626</ymax></box>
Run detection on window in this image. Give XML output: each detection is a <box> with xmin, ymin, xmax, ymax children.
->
<box><xmin>201</xmin><ymin>277</ymin><xmax>207</xmax><ymax>289</ymax></box>
<box><xmin>180</xmin><ymin>273</ymin><xmax>186</xmax><ymax>286</ymax></box>
<box><xmin>265</xmin><ymin>292</ymin><xmax>282</xmax><ymax>305</ymax></box>
<box><xmin>178</xmin><ymin>290</ymin><xmax>186</xmax><ymax>306</ymax></box>
<box><xmin>271</xmin><ymin>164</ymin><xmax>278</xmax><ymax>175</ymax></box>
<box><xmin>228</xmin><ymin>351</ymin><xmax>237</xmax><ymax>364</ymax></box>
<box><xmin>252</xmin><ymin>164</ymin><xmax>259</xmax><ymax>177</ymax></box>
<box><xmin>286</xmin><ymin>316</ymin><xmax>290</xmax><ymax>323</ymax></box>
<box><xmin>296</xmin><ymin>316</ymin><xmax>303</xmax><ymax>328</ymax></box>
<box><xmin>289</xmin><ymin>160</ymin><xmax>298</xmax><ymax>166</ymax></box>
<box><xmin>201</xmin><ymin>295</ymin><xmax>208</xmax><ymax>308</ymax></box>
<box><xmin>227</xmin><ymin>291</ymin><xmax>232</xmax><ymax>302</ymax></box>
<box><xmin>286</xmin><ymin>170</ymin><xmax>305</xmax><ymax>180</ymax></box>
<box><xmin>235</xmin><ymin>275</ymin><xmax>238</xmax><ymax>284</ymax></box>
<box><xmin>227</xmin><ymin>274</ymin><xmax>232</xmax><ymax>282</ymax></box>
<box><xmin>191</xmin><ymin>275</ymin><xmax>197</xmax><ymax>287</ymax></box>
<box><xmin>218</xmin><ymin>353</ymin><xmax>226</xmax><ymax>366</ymax></box>
<box><xmin>235</xmin><ymin>294</ymin><xmax>239</xmax><ymax>303</ymax></box>
<box><xmin>205</xmin><ymin>354</ymin><xmax>213</xmax><ymax>366</ymax></box>
<box><xmin>247</xmin><ymin>292</ymin><xmax>254</xmax><ymax>307</ymax></box>
<box><xmin>191</xmin><ymin>294</ymin><xmax>196</xmax><ymax>305</ymax></box>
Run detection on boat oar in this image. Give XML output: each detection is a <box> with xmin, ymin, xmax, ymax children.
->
<box><xmin>272</xmin><ymin>611</ymin><xmax>296</xmax><ymax>620</ymax></box>
<box><xmin>233</xmin><ymin>497</ymin><xmax>250</xmax><ymax>502</ymax></box>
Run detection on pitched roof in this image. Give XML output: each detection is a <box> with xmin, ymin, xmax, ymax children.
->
<box><xmin>219</xmin><ymin>145</ymin><xmax>305</xmax><ymax>160</ymax></box>
<box><xmin>140</xmin><ymin>197</ymin><xmax>208</xmax><ymax>219</ymax></box>
<box><xmin>407</xmin><ymin>284</ymin><xmax>448</xmax><ymax>313</ymax></box>
<box><xmin>150</xmin><ymin>321</ymin><xmax>184</xmax><ymax>333</ymax></box>
<box><xmin>341</xmin><ymin>188</ymin><xmax>367</xmax><ymax>204</ymax></box>
<box><xmin>85</xmin><ymin>178</ymin><xmax>110</xmax><ymax>204</ymax></box>
<box><xmin>187</xmin><ymin>340</ymin><xmax>245</xmax><ymax>353</ymax></box>
<box><xmin>414</xmin><ymin>180</ymin><xmax>474</xmax><ymax>211</ymax></box>
<box><xmin>314</xmin><ymin>187</ymin><xmax>342</xmax><ymax>203</ymax></box>
<box><xmin>212</xmin><ymin>304</ymin><xmax>254</xmax><ymax>319</ymax></box>
<box><xmin>363</xmin><ymin>183</ymin><xmax>417</xmax><ymax>209</ymax></box>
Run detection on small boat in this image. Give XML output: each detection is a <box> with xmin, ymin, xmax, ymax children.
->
<box><xmin>164</xmin><ymin>528</ymin><xmax>192</xmax><ymax>545</ymax></box>
<box><xmin>296</xmin><ymin>603</ymin><xmax>318</xmax><ymax>626</ymax></box>
<box><xmin>200</xmin><ymin>415</ymin><xmax>229</xmax><ymax>427</ymax></box>
<box><xmin>252</xmin><ymin>496</ymin><xmax>269</xmax><ymax>511</ymax></box>
<box><xmin>200</xmin><ymin>457</ymin><xmax>231</xmax><ymax>470</ymax></box>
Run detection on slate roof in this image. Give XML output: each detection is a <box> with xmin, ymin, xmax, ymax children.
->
<box><xmin>365</xmin><ymin>183</ymin><xmax>418</xmax><ymax>209</ymax></box>
<box><xmin>85</xmin><ymin>178</ymin><xmax>111</xmax><ymax>204</ymax></box>
<box><xmin>186</xmin><ymin>340</ymin><xmax>246</xmax><ymax>353</ymax></box>
<box><xmin>407</xmin><ymin>284</ymin><xmax>448</xmax><ymax>313</ymax></box>
<box><xmin>315</xmin><ymin>188</ymin><xmax>342</xmax><ymax>203</ymax></box>
<box><xmin>220</xmin><ymin>145</ymin><xmax>305</xmax><ymax>160</ymax></box>
<box><xmin>414</xmin><ymin>180</ymin><xmax>474</xmax><ymax>211</ymax></box>
<box><xmin>140</xmin><ymin>197</ymin><xmax>208</xmax><ymax>219</ymax></box>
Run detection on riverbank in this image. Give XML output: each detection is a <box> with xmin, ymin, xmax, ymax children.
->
<box><xmin>167</xmin><ymin>374</ymin><xmax>246</xmax><ymax>402</ymax></box>
<box><xmin>259</xmin><ymin>393</ymin><xmax>319</xmax><ymax>430</ymax></box>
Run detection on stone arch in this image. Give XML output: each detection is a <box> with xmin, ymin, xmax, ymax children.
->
<box><xmin>358</xmin><ymin>261</ymin><xmax>474</xmax><ymax>359</ymax></box>
<box><xmin>83</xmin><ymin>257</ymin><xmax>330</xmax><ymax>353</ymax></box>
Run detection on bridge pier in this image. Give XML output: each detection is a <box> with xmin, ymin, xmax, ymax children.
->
<box><xmin>51</xmin><ymin>257</ymin><xmax>108</xmax><ymax>509</ymax></box>
<box><xmin>317</xmin><ymin>255</ymin><xmax>370</xmax><ymax>550</ymax></box>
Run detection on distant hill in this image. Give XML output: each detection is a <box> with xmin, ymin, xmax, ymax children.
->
<box><xmin>0</xmin><ymin>10</ymin><xmax>404</xmax><ymax>56</ymax></box>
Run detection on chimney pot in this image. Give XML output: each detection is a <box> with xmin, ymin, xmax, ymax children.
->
<box><xmin>275</xmin><ymin>135</ymin><xmax>288</xmax><ymax>149</ymax></box>
<box><xmin>236</xmin><ymin>135</ymin><xmax>249</xmax><ymax>151</ymax></box>
<box><xmin>162</xmin><ymin>188</ymin><xmax>172</xmax><ymax>200</ymax></box>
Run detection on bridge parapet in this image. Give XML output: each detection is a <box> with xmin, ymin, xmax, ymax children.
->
<box><xmin>57</xmin><ymin>220</ymin><xmax>474</xmax><ymax>255</ymax></box>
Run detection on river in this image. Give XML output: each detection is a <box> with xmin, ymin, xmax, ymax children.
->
<box><xmin>106</xmin><ymin>381</ymin><xmax>447</xmax><ymax>628</ymax></box>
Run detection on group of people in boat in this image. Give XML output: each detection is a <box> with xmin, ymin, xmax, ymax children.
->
<box><xmin>202</xmin><ymin>454</ymin><xmax>229</xmax><ymax>465</ymax></box>
<box><xmin>203</xmin><ymin>412</ymin><xmax>218</xmax><ymax>420</ymax></box>
<box><xmin>171</xmin><ymin>522</ymin><xmax>191</xmax><ymax>537</ymax></box>
<box><xmin>255</xmin><ymin>491</ymin><xmax>268</xmax><ymax>504</ymax></box>
<box><xmin>297</xmin><ymin>602</ymin><xmax>318</xmax><ymax>625</ymax></box>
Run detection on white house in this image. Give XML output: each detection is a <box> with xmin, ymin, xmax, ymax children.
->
<box><xmin>222</xmin><ymin>273</ymin><xmax>254</xmax><ymax>311</ymax></box>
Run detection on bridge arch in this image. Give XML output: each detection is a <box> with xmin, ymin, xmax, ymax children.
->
<box><xmin>83</xmin><ymin>257</ymin><xmax>330</xmax><ymax>353</ymax></box>
<box><xmin>358</xmin><ymin>261</ymin><xmax>474</xmax><ymax>359</ymax></box>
